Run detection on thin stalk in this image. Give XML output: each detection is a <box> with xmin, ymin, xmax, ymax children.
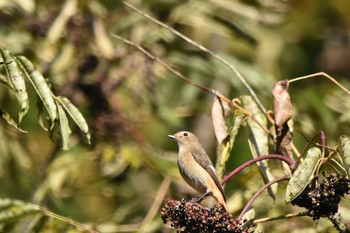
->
<box><xmin>221</xmin><ymin>154</ymin><xmax>294</xmax><ymax>185</ymax></box>
<box><xmin>111</xmin><ymin>34</ymin><xmax>271</xmax><ymax>135</ymax></box>
<box><xmin>238</xmin><ymin>176</ymin><xmax>289</xmax><ymax>220</ymax></box>
<box><xmin>289</xmin><ymin>72</ymin><xmax>350</xmax><ymax>96</ymax></box>
<box><xmin>122</xmin><ymin>1</ymin><xmax>273</xmax><ymax>124</ymax></box>
<box><xmin>254</xmin><ymin>211</ymin><xmax>309</xmax><ymax>224</ymax></box>
<box><xmin>42</xmin><ymin>209</ymin><xmax>98</xmax><ymax>233</ymax></box>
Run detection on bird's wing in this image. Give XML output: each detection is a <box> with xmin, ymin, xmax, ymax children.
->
<box><xmin>191</xmin><ymin>149</ymin><xmax>226</xmax><ymax>201</ymax></box>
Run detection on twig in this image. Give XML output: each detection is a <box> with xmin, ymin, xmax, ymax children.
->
<box><xmin>111</xmin><ymin>34</ymin><xmax>271</xmax><ymax>135</ymax></box>
<box><xmin>294</xmin><ymin>130</ymin><xmax>336</xmax><ymax>174</ymax></box>
<box><xmin>111</xmin><ymin>34</ymin><xmax>213</xmax><ymax>93</ymax></box>
<box><xmin>221</xmin><ymin>154</ymin><xmax>293</xmax><ymax>185</ymax></box>
<box><xmin>238</xmin><ymin>176</ymin><xmax>289</xmax><ymax>220</ymax></box>
<box><xmin>289</xmin><ymin>72</ymin><xmax>350</xmax><ymax>96</ymax></box>
<box><xmin>296</xmin><ymin>129</ymin><xmax>335</xmax><ymax>153</ymax></box>
<box><xmin>96</xmin><ymin>176</ymin><xmax>172</xmax><ymax>232</ymax></box>
<box><xmin>42</xmin><ymin>208</ymin><xmax>98</xmax><ymax>233</ymax></box>
<box><xmin>122</xmin><ymin>1</ymin><xmax>273</xmax><ymax>124</ymax></box>
<box><xmin>140</xmin><ymin>176</ymin><xmax>172</xmax><ymax>227</ymax></box>
<box><xmin>253</xmin><ymin>211</ymin><xmax>309</xmax><ymax>224</ymax></box>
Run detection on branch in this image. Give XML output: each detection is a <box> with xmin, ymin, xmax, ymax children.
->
<box><xmin>111</xmin><ymin>34</ymin><xmax>213</xmax><ymax>94</ymax></box>
<box><xmin>238</xmin><ymin>176</ymin><xmax>289</xmax><ymax>220</ymax></box>
<box><xmin>122</xmin><ymin>1</ymin><xmax>273</xmax><ymax>124</ymax></box>
<box><xmin>289</xmin><ymin>72</ymin><xmax>350</xmax><ymax>96</ymax></box>
<box><xmin>95</xmin><ymin>176</ymin><xmax>172</xmax><ymax>232</ymax></box>
<box><xmin>140</xmin><ymin>176</ymin><xmax>172</xmax><ymax>227</ymax></box>
<box><xmin>42</xmin><ymin>208</ymin><xmax>98</xmax><ymax>233</ymax></box>
<box><xmin>254</xmin><ymin>211</ymin><xmax>309</xmax><ymax>224</ymax></box>
<box><xmin>221</xmin><ymin>154</ymin><xmax>294</xmax><ymax>185</ymax></box>
<box><xmin>111</xmin><ymin>34</ymin><xmax>271</xmax><ymax>135</ymax></box>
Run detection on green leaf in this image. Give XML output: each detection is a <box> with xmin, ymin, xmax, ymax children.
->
<box><xmin>0</xmin><ymin>199</ymin><xmax>41</xmax><ymax>223</ymax></box>
<box><xmin>285</xmin><ymin>147</ymin><xmax>321</xmax><ymax>202</ymax></box>
<box><xmin>56</xmin><ymin>101</ymin><xmax>72</xmax><ymax>150</ymax></box>
<box><xmin>0</xmin><ymin>199</ymin><xmax>19</xmax><ymax>210</ymax></box>
<box><xmin>0</xmin><ymin>74</ymin><xmax>8</xmax><ymax>85</ymax></box>
<box><xmin>36</xmin><ymin>99</ymin><xmax>48</xmax><ymax>131</ymax></box>
<box><xmin>57</xmin><ymin>96</ymin><xmax>91</xmax><ymax>144</ymax></box>
<box><xmin>0</xmin><ymin>49</ymin><xmax>29</xmax><ymax>123</ymax></box>
<box><xmin>215</xmin><ymin>110</ymin><xmax>244</xmax><ymax>179</ymax></box>
<box><xmin>338</xmin><ymin>135</ymin><xmax>350</xmax><ymax>177</ymax></box>
<box><xmin>241</xmin><ymin>95</ymin><xmax>277</xmax><ymax>200</ymax></box>
<box><xmin>0</xmin><ymin>109</ymin><xmax>27</xmax><ymax>133</ymax></box>
<box><xmin>15</xmin><ymin>55</ymin><xmax>57</xmax><ymax>126</ymax></box>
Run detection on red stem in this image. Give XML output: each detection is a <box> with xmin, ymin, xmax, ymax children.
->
<box><xmin>237</xmin><ymin>176</ymin><xmax>289</xmax><ymax>220</ymax></box>
<box><xmin>221</xmin><ymin>154</ymin><xmax>294</xmax><ymax>185</ymax></box>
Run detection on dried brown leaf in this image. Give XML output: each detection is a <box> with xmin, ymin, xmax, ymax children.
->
<box><xmin>211</xmin><ymin>96</ymin><xmax>230</xmax><ymax>145</ymax></box>
<box><xmin>272</xmin><ymin>80</ymin><xmax>292</xmax><ymax>130</ymax></box>
<box><xmin>276</xmin><ymin>126</ymin><xmax>293</xmax><ymax>175</ymax></box>
<box><xmin>273</xmin><ymin>80</ymin><xmax>294</xmax><ymax>171</ymax></box>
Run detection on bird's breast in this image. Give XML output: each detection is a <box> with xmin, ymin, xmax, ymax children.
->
<box><xmin>178</xmin><ymin>149</ymin><xmax>210</xmax><ymax>193</ymax></box>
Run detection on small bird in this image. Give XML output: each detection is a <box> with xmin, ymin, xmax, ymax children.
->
<box><xmin>168</xmin><ymin>131</ymin><xmax>228</xmax><ymax>211</ymax></box>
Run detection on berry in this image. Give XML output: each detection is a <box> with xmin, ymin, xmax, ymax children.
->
<box><xmin>291</xmin><ymin>171</ymin><xmax>350</xmax><ymax>220</ymax></box>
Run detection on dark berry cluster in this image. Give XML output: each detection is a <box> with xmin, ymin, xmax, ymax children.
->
<box><xmin>291</xmin><ymin>171</ymin><xmax>350</xmax><ymax>220</ymax></box>
<box><xmin>160</xmin><ymin>198</ymin><xmax>254</xmax><ymax>233</ymax></box>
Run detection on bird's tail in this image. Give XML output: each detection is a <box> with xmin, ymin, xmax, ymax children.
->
<box><xmin>212</xmin><ymin>188</ymin><xmax>228</xmax><ymax>212</ymax></box>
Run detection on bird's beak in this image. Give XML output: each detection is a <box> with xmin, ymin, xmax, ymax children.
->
<box><xmin>168</xmin><ymin>134</ymin><xmax>175</xmax><ymax>139</ymax></box>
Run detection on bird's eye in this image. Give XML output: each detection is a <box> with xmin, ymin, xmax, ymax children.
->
<box><xmin>183</xmin><ymin>132</ymin><xmax>188</xmax><ymax>136</ymax></box>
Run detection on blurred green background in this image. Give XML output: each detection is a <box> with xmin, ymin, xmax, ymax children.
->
<box><xmin>0</xmin><ymin>0</ymin><xmax>350</xmax><ymax>232</ymax></box>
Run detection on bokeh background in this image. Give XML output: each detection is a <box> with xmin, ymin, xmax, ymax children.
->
<box><xmin>0</xmin><ymin>0</ymin><xmax>350</xmax><ymax>232</ymax></box>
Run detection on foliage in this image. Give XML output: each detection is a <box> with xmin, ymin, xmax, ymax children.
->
<box><xmin>0</xmin><ymin>0</ymin><xmax>350</xmax><ymax>233</ymax></box>
<box><xmin>0</xmin><ymin>48</ymin><xmax>90</xmax><ymax>149</ymax></box>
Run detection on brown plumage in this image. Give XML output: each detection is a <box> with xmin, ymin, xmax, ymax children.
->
<box><xmin>168</xmin><ymin>131</ymin><xmax>228</xmax><ymax>211</ymax></box>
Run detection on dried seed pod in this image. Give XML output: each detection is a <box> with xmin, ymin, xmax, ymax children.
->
<box><xmin>286</xmin><ymin>147</ymin><xmax>321</xmax><ymax>202</ymax></box>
